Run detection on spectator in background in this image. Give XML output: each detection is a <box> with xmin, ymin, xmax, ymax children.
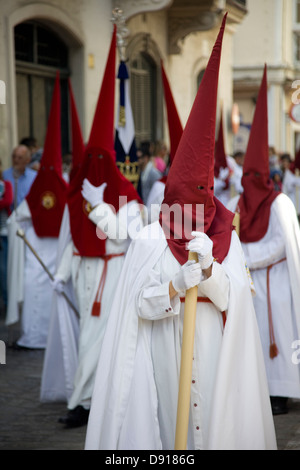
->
<box><xmin>20</xmin><ymin>136</ymin><xmax>38</xmax><ymax>157</ymax></box>
<box><xmin>153</xmin><ymin>140</ymin><xmax>168</xmax><ymax>174</ymax></box>
<box><xmin>270</xmin><ymin>167</ymin><xmax>283</xmax><ymax>192</ymax></box>
<box><xmin>3</xmin><ymin>145</ymin><xmax>36</xmax><ymax>211</ymax></box>
<box><xmin>0</xmin><ymin>160</ymin><xmax>13</xmax><ymax>315</ymax></box>
<box><xmin>280</xmin><ymin>153</ymin><xmax>300</xmax><ymax>217</ymax></box>
<box><xmin>62</xmin><ymin>153</ymin><xmax>72</xmax><ymax>183</ymax></box>
<box><xmin>230</xmin><ymin>150</ymin><xmax>244</xmax><ymax>195</ymax></box>
<box><xmin>20</xmin><ymin>136</ymin><xmax>43</xmax><ymax>171</ymax></box>
<box><xmin>269</xmin><ymin>146</ymin><xmax>280</xmax><ymax>172</ymax></box>
<box><xmin>136</xmin><ymin>141</ymin><xmax>161</xmax><ymax>204</ymax></box>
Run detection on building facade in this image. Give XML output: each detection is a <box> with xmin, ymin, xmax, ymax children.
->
<box><xmin>0</xmin><ymin>0</ymin><xmax>247</xmax><ymax>168</ymax></box>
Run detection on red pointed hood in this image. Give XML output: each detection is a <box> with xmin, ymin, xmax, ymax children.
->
<box><xmin>68</xmin><ymin>26</ymin><xmax>141</xmax><ymax>257</ymax></box>
<box><xmin>68</xmin><ymin>78</ymin><xmax>85</xmax><ymax>180</ymax></box>
<box><xmin>26</xmin><ymin>71</ymin><xmax>68</xmax><ymax>238</ymax></box>
<box><xmin>237</xmin><ymin>65</ymin><xmax>279</xmax><ymax>243</ymax></box>
<box><xmin>161</xmin><ymin>60</ymin><xmax>183</xmax><ymax>164</ymax></box>
<box><xmin>160</xmin><ymin>14</ymin><xmax>235</xmax><ymax>266</ymax></box>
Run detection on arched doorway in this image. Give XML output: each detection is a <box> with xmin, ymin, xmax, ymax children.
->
<box><xmin>14</xmin><ymin>21</ymin><xmax>70</xmax><ymax>155</ymax></box>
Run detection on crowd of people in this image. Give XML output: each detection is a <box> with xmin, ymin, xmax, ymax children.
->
<box><xmin>1</xmin><ymin>15</ymin><xmax>300</xmax><ymax>451</ymax></box>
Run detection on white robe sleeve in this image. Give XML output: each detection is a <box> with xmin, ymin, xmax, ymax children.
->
<box><xmin>88</xmin><ymin>200</ymin><xmax>143</xmax><ymax>243</ymax></box>
<box><xmin>199</xmin><ymin>261</ymin><xmax>229</xmax><ymax>313</ymax></box>
<box><xmin>138</xmin><ymin>260</ymin><xmax>230</xmax><ymax>320</ymax></box>
<box><xmin>241</xmin><ymin>214</ymin><xmax>285</xmax><ymax>270</ymax></box>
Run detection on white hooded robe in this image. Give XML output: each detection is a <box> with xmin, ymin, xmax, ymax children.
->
<box><xmin>227</xmin><ymin>193</ymin><xmax>300</xmax><ymax>399</ymax></box>
<box><xmin>85</xmin><ymin>221</ymin><xmax>277</xmax><ymax>450</ymax></box>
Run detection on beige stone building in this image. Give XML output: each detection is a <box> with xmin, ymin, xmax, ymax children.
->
<box><xmin>233</xmin><ymin>0</ymin><xmax>300</xmax><ymax>158</ymax></box>
<box><xmin>0</xmin><ymin>0</ymin><xmax>247</xmax><ymax>169</ymax></box>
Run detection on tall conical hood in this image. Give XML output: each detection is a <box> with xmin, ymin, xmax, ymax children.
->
<box><xmin>68</xmin><ymin>25</ymin><xmax>140</xmax><ymax>257</ymax></box>
<box><xmin>161</xmin><ymin>60</ymin><xmax>183</xmax><ymax>164</ymax></box>
<box><xmin>238</xmin><ymin>65</ymin><xmax>279</xmax><ymax>243</ymax></box>
<box><xmin>26</xmin><ymin>71</ymin><xmax>68</xmax><ymax>238</ymax></box>
<box><xmin>160</xmin><ymin>13</ymin><xmax>234</xmax><ymax>266</ymax></box>
<box><xmin>164</xmin><ymin>14</ymin><xmax>227</xmax><ymax>205</ymax></box>
<box><xmin>68</xmin><ymin>78</ymin><xmax>85</xmax><ymax>180</ymax></box>
<box><xmin>87</xmin><ymin>25</ymin><xmax>116</xmax><ymax>154</ymax></box>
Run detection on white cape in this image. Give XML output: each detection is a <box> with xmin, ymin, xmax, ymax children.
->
<box><xmin>6</xmin><ymin>200</ymin><xmax>59</xmax><ymax>348</ymax></box>
<box><xmin>274</xmin><ymin>194</ymin><xmax>300</xmax><ymax>336</ymax></box>
<box><xmin>85</xmin><ymin>221</ymin><xmax>277</xmax><ymax>450</ymax></box>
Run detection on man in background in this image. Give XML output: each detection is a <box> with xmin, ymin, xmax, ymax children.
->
<box><xmin>3</xmin><ymin>145</ymin><xmax>36</xmax><ymax>211</ymax></box>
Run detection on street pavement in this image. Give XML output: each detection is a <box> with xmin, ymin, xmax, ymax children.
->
<box><xmin>1</xmin><ymin>319</ymin><xmax>300</xmax><ymax>451</ymax></box>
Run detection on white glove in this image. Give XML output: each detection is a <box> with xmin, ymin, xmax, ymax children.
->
<box><xmin>187</xmin><ymin>232</ymin><xmax>213</xmax><ymax>270</ymax></box>
<box><xmin>219</xmin><ymin>167</ymin><xmax>229</xmax><ymax>181</ymax></box>
<box><xmin>51</xmin><ymin>275</ymin><xmax>65</xmax><ymax>294</ymax></box>
<box><xmin>172</xmin><ymin>260</ymin><xmax>202</xmax><ymax>293</ymax></box>
<box><xmin>81</xmin><ymin>178</ymin><xmax>107</xmax><ymax>209</ymax></box>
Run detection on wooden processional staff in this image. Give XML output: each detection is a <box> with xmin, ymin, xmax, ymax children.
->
<box><xmin>174</xmin><ymin>250</ymin><xmax>198</xmax><ymax>450</ymax></box>
<box><xmin>16</xmin><ymin>229</ymin><xmax>80</xmax><ymax>319</ymax></box>
<box><xmin>174</xmin><ymin>212</ymin><xmax>240</xmax><ymax>450</ymax></box>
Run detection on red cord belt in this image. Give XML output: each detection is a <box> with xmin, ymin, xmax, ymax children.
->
<box><xmin>266</xmin><ymin>257</ymin><xmax>286</xmax><ymax>359</ymax></box>
<box><xmin>92</xmin><ymin>253</ymin><xmax>125</xmax><ymax>317</ymax></box>
<box><xmin>251</xmin><ymin>257</ymin><xmax>286</xmax><ymax>359</ymax></box>
<box><xmin>73</xmin><ymin>251</ymin><xmax>124</xmax><ymax>317</ymax></box>
<box><xmin>180</xmin><ymin>296</ymin><xmax>226</xmax><ymax>328</ymax></box>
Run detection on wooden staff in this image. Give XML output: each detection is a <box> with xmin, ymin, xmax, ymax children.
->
<box><xmin>175</xmin><ymin>213</ymin><xmax>240</xmax><ymax>449</ymax></box>
<box><xmin>174</xmin><ymin>250</ymin><xmax>198</xmax><ymax>450</ymax></box>
<box><xmin>16</xmin><ymin>229</ymin><xmax>80</xmax><ymax>319</ymax></box>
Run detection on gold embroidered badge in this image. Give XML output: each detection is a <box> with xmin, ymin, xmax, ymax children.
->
<box><xmin>82</xmin><ymin>199</ymin><xmax>92</xmax><ymax>215</ymax></box>
<box><xmin>41</xmin><ymin>191</ymin><xmax>56</xmax><ymax>210</ymax></box>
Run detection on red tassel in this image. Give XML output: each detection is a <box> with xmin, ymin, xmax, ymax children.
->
<box><xmin>92</xmin><ymin>301</ymin><xmax>101</xmax><ymax>317</ymax></box>
<box><xmin>270</xmin><ymin>343</ymin><xmax>279</xmax><ymax>359</ymax></box>
<box><xmin>221</xmin><ymin>311</ymin><xmax>226</xmax><ymax>329</ymax></box>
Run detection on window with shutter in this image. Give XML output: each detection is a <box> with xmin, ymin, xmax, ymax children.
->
<box><xmin>127</xmin><ymin>32</ymin><xmax>163</xmax><ymax>150</ymax></box>
<box><xmin>14</xmin><ymin>21</ymin><xmax>70</xmax><ymax>155</ymax></box>
<box><xmin>131</xmin><ymin>52</ymin><xmax>156</xmax><ymax>146</ymax></box>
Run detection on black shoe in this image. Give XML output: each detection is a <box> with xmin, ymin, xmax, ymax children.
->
<box><xmin>58</xmin><ymin>405</ymin><xmax>90</xmax><ymax>428</ymax></box>
<box><xmin>9</xmin><ymin>342</ymin><xmax>34</xmax><ymax>351</ymax></box>
<box><xmin>270</xmin><ymin>396</ymin><xmax>288</xmax><ymax>415</ymax></box>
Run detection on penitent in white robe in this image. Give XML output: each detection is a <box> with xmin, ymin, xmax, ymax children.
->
<box><xmin>227</xmin><ymin>193</ymin><xmax>300</xmax><ymax>399</ymax></box>
<box><xmin>44</xmin><ymin>200</ymin><xmax>143</xmax><ymax>410</ymax></box>
<box><xmin>40</xmin><ymin>205</ymin><xmax>79</xmax><ymax>403</ymax></box>
<box><xmin>6</xmin><ymin>200</ymin><xmax>58</xmax><ymax>349</ymax></box>
<box><xmin>85</xmin><ymin>221</ymin><xmax>277</xmax><ymax>450</ymax></box>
